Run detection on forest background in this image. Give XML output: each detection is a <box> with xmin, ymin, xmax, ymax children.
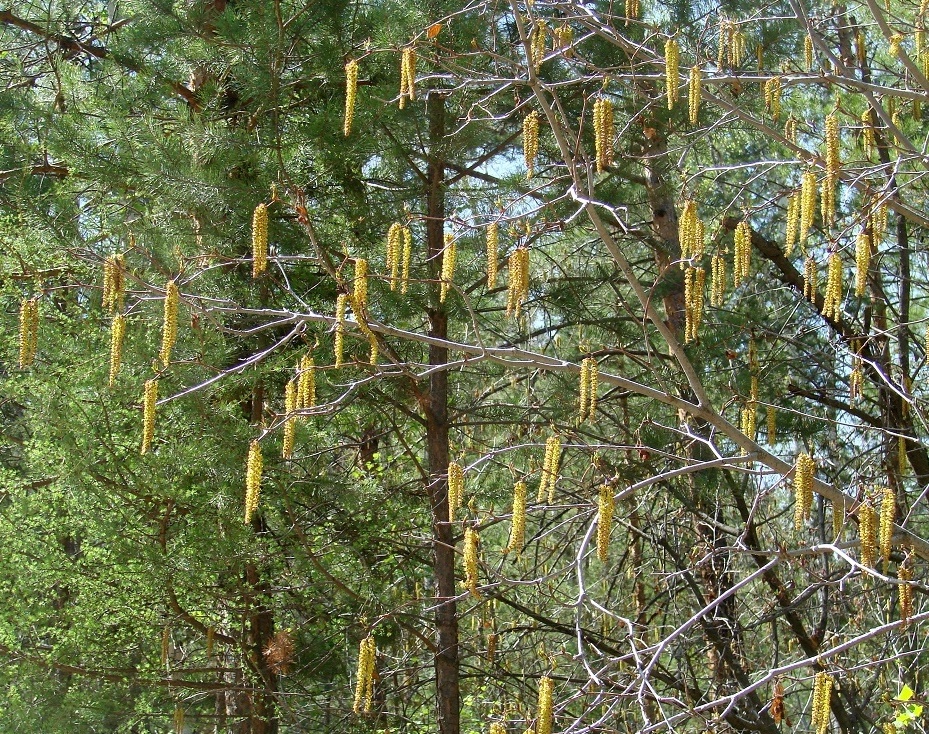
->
<box><xmin>0</xmin><ymin>0</ymin><xmax>927</xmax><ymax>733</ymax></box>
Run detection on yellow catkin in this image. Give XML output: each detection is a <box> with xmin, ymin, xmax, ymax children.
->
<box><xmin>387</xmin><ymin>223</ymin><xmax>402</xmax><ymax>290</ymax></box>
<box><xmin>805</xmin><ymin>35</ymin><xmax>814</xmax><ymax>71</ymax></box>
<box><xmin>334</xmin><ymin>293</ymin><xmax>347</xmax><ymax>368</ymax></box>
<box><xmin>859</xmin><ymin>500</ymin><xmax>876</xmax><ymax>568</ymax></box>
<box><xmin>252</xmin><ymin>203</ymin><xmax>268</xmax><ymax>278</ymax></box>
<box><xmin>298</xmin><ymin>355</ymin><xmax>316</xmax><ymax>410</ymax></box>
<box><xmin>871</xmin><ymin>201</ymin><xmax>888</xmax><ymax>242</ymax></box>
<box><xmin>464</xmin><ymin>526</ymin><xmax>481</xmax><ymax>598</ymax></box>
<box><xmin>486</xmin><ymin>632</ymin><xmax>498</xmax><ymax>662</ymax></box>
<box><xmin>109</xmin><ymin>314</ymin><xmax>127</xmax><ymax>388</ymax></box>
<box><xmin>800</xmin><ymin>171</ymin><xmax>817</xmax><ymax>244</ymax></box>
<box><xmin>832</xmin><ymin>500</ymin><xmax>844</xmax><ymax>540</ymax></box>
<box><xmin>506</xmin><ymin>247</ymin><xmax>530</xmax><ymax>318</ymax></box>
<box><xmin>678</xmin><ymin>200</ymin><xmax>697</xmax><ymax>265</ymax></box>
<box><xmin>718</xmin><ymin>18</ymin><xmax>730</xmax><ymax>68</ymax></box>
<box><xmin>538</xmin><ymin>434</ymin><xmax>562</xmax><ymax>503</ymax></box>
<box><xmin>593</xmin><ymin>98</ymin><xmax>614</xmax><ymax>172</ymax></box>
<box><xmin>102</xmin><ymin>254</ymin><xmax>125</xmax><ymax>313</ymax></box>
<box><xmin>141</xmin><ymin>379</ymin><xmax>158</xmax><ymax>454</ymax></box>
<box><xmin>684</xmin><ymin>266</ymin><xmax>706</xmax><ymax>343</ymax></box>
<box><xmin>399</xmin><ymin>47</ymin><xmax>416</xmax><ymax>108</ymax></box>
<box><xmin>447</xmin><ymin>462</ymin><xmax>464</xmax><ymax>523</ymax></box>
<box><xmin>440</xmin><ymin>233</ymin><xmax>456</xmax><ymax>303</ymax></box>
<box><xmin>400</xmin><ymin>225</ymin><xmax>413</xmax><ymax>294</ymax></box>
<box><xmin>861</xmin><ymin>110</ymin><xmax>875</xmax><ymax>158</ymax></box>
<box><xmin>490</xmin><ymin>723</ymin><xmax>506</xmax><ymax>734</ymax></box>
<box><xmin>785</xmin><ymin>193</ymin><xmax>799</xmax><ymax>257</ymax></box>
<box><xmin>710</xmin><ymin>252</ymin><xmax>726</xmax><ymax>306</ymax></box>
<box><xmin>282</xmin><ymin>379</ymin><xmax>297</xmax><ymax>460</ymax></box>
<box><xmin>822</xmin><ymin>252</ymin><xmax>842</xmax><ymax>320</ymax></box>
<box><xmin>625</xmin><ymin>0</ymin><xmax>640</xmax><ymax>25</ymax></box>
<box><xmin>18</xmin><ymin>297</ymin><xmax>39</xmax><ymax>368</ymax></box>
<box><xmin>822</xmin><ymin>114</ymin><xmax>840</xmax><ymax>228</ymax></box>
<box><xmin>784</xmin><ymin>116</ymin><xmax>798</xmax><ymax>145</ymax></box>
<box><xmin>878</xmin><ymin>486</ymin><xmax>895</xmax><ymax>566</ymax></box>
<box><xmin>554</xmin><ymin>23</ymin><xmax>574</xmax><ymax>56</ymax></box>
<box><xmin>764</xmin><ymin>76</ymin><xmax>782</xmax><ymax>121</ymax></box>
<box><xmin>730</xmin><ymin>29</ymin><xmax>746</xmax><ymax>67</ymax></box>
<box><xmin>353</xmin><ymin>258</ymin><xmax>368</xmax><ymax>316</ymax></box>
<box><xmin>531</xmin><ymin>20</ymin><xmax>547</xmax><ymax>71</ymax></box>
<box><xmin>766</xmin><ymin>405</ymin><xmax>776</xmax><ymax>444</ymax></box>
<box><xmin>794</xmin><ymin>452</ymin><xmax>815</xmax><ymax>529</ymax></box>
<box><xmin>811</xmin><ymin>672</ymin><xmax>833</xmax><ymax>734</ymax></box>
<box><xmin>486</xmin><ymin>222</ymin><xmax>499</xmax><ymax>289</ymax></box>
<box><xmin>597</xmin><ymin>482</ymin><xmax>614</xmax><ymax>562</ymax></box>
<box><xmin>537</xmin><ymin>676</ymin><xmax>554</xmax><ymax>734</ymax></box>
<box><xmin>740</xmin><ymin>404</ymin><xmax>756</xmax><ymax>448</ymax></box>
<box><xmin>523</xmin><ymin>111</ymin><xmax>540</xmax><ymax>178</ymax></box>
<box><xmin>353</xmin><ymin>635</ymin><xmax>377</xmax><ymax>714</ymax></box>
<box><xmin>889</xmin><ymin>33</ymin><xmax>904</xmax><ymax>57</ymax></box>
<box><xmin>733</xmin><ymin>221</ymin><xmax>751</xmax><ymax>286</ymax></box>
<box><xmin>899</xmin><ymin>433</ymin><xmax>908</xmax><ymax>476</ymax></box>
<box><xmin>160</xmin><ymin>280</ymin><xmax>179</xmax><ymax>367</ymax></box>
<box><xmin>344</xmin><ymin>59</ymin><xmax>358</xmax><ymax>137</ymax></box>
<box><xmin>579</xmin><ymin>356</ymin><xmax>598</xmax><ymax>421</ymax></box>
<box><xmin>688</xmin><ymin>66</ymin><xmax>701</xmax><ymax>124</ymax></box>
<box><xmin>803</xmin><ymin>256</ymin><xmax>818</xmax><ymax>302</ymax></box>
<box><xmin>855</xmin><ymin>229</ymin><xmax>870</xmax><ymax>296</ymax></box>
<box><xmin>244</xmin><ymin>440</ymin><xmax>263</xmax><ymax>524</ymax></box>
<box><xmin>507</xmin><ymin>480</ymin><xmax>527</xmax><ymax>553</ymax></box>
<box><xmin>898</xmin><ymin>558</ymin><xmax>913</xmax><ymax>625</ymax></box>
<box><xmin>665</xmin><ymin>38</ymin><xmax>679</xmax><ymax>109</ymax></box>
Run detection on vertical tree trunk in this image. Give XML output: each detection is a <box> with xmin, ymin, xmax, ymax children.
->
<box><xmin>422</xmin><ymin>88</ymin><xmax>460</xmax><ymax>734</ymax></box>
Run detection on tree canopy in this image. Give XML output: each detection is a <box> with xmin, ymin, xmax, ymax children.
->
<box><xmin>1</xmin><ymin>0</ymin><xmax>927</xmax><ymax>733</ymax></box>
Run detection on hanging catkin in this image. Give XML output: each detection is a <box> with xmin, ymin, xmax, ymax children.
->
<box><xmin>463</xmin><ymin>527</ymin><xmax>481</xmax><ymax>598</ymax></box>
<box><xmin>878</xmin><ymin>486</ymin><xmax>895</xmax><ymax>567</ymax></box>
<box><xmin>252</xmin><ymin>203</ymin><xmax>268</xmax><ymax>278</ymax></box>
<box><xmin>859</xmin><ymin>500</ymin><xmax>876</xmax><ymax>568</ymax></box>
<box><xmin>400</xmin><ymin>225</ymin><xmax>413</xmax><ymax>294</ymax></box>
<box><xmin>811</xmin><ymin>672</ymin><xmax>833</xmax><ymax>734</ymax></box>
<box><xmin>18</xmin><ymin>297</ymin><xmax>39</xmax><ymax>368</ymax></box>
<box><xmin>803</xmin><ymin>256</ymin><xmax>818</xmax><ymax>302</ymax></box>
<box><xmin>537</xmin><ymin>676</ymin><xmax>554</xmax><ymax>734</ymax></box>
<box><xmin>523</xmin><ymin>111</ymin><xmax>540</xmax><ymax>178</ymax></box>
<box><xmin>800</xmin><ymin>170</ymin><xmax>817</xmax><ymax>244</ymax></box>
<box><xmin>506</xmin><ymin>247</ymin><xmax>530</xmax><ymax>318</ymax></box>
<box><xmin>665</xmin><ymin>38</ymin><xmax>679</xmax><ymax>109</ymax></box>
<box><xmin>764</xmin><ymin>76</ymin><xmax>782</xmax><ymax>121</ymax></box>
<box><xmin>141</xmin><ymin>379</ymin><xmax>158</xmax><ymax>454</ymax></box>
<box><xmin>353</xmin><ymin>258</ymin><xmax>368</xmax><ymax>316</ymax></box>
<box><xmin>785</xmin><ymin>192</ymin><xmax>799</xmax><ymax>256</ymax></box>
<box><xmin>684</xmin><ymin>266</ymin><xmax>705</xmax><ymax>343</ymax></box>
<box><xmin>102</xmin><ymin>254</ymin><xmax>125</xmax><ymax>313</ymax></box>
<box><xmin>507</xmin><ymin>480</ymin><xmax>527</xmax><ymax>553</ymax></box>
<box><xmin>597</xmin><ymin>482</ymin><xmax>614</xmax><ymax>562</ymax></box>
<box><xmin>440</xmin><ymin>233</ymin><xmax>456</xmax><ymax>303</ymax></box>
<box><xmin>855</xmin><ymin>229</ymin><xmax>870</xmax><ymax>296</ymax></box>
<box><xmin>538</xmin><ymin>434</ymin><xmax>562</xmax><ymax>503</ymax></box>
<box><xmin>387</xmin><ymin>223</ymin><xmax>402</xmax><ymax>290</ymax></box>
<box><xmin>352</xmin><ymin>635</ymin><xmax>377</xmax><ymax>714</ymax></box>
<box><xmin>109</xmin><ymin>314</ymin><xmax>126</xmax><ymax>388</ymax></box>
<box><xmin>793</xmin><ymin>452</ymin><xmax>815</xmax><ymax>529</ymax></box>
<box><xmin>821</xmin><ymin>114</ymin><xmax>840</xmax><ymax>228</ymax></box>
<box><xmin>733</xmin><ymin>221</ymin><xmax>751</xmax><ymax>286</ymax></box>
<box><xmin>447</xmin><ymin>461</ymin><xmax>464</xmax><ymax>523</ymax></box>
<box><xmin>593</xmin><ymin>98</ymin><xmax>614</xmax><ymax>172</ymax></box>
<box><xmin>578</xmin><ymin>357</ymin><xmax>598</xmax><ymax>422</ymax></box>
<box><xmin>344</xmin><ymin>59</ymin><xmax>358</xmax><ymax>136</ymax></box>
<box><xmin>821</xmin><ymin>252</ymin><xmax>843</xmax><ymax>320</ymax></box>
<box><xmin>298</xmin><ymin>354</ymin><xmax>316</xmax><ymax>411</ymax></box>
<box><xmin>282</xmin><ymin>379</ymin><xmax>297</xmax><ymax>460</ymax></box>
<box><xmin>688</xmin><ymin>66</ymin><xmax>701</xmax><ymax>124</ymax></box>
<box><xmin>486</xmin><ymin>222</ymin><xmax>499</xmax><ymax>289</ymax></box>
<box><xmin>160</xmin><ymin>280</ymin><xmax>179</xmax><ymax>367</ymax></box>
<box><xmin>530</xmin><ymin>21</ymin><xmax>547</xmax><ymax>71</ymax></box>
<box><xmin>711</xmin><ymin>252</ymin><xmax>727</xmax><ymax>306</ymax></box>
<box><xmin>244</xmin><ymin>440</ymin><xmax>263</xmax><ymax>524</ymax></box>
<box><xmin>399</xmin><ymin>47</ymin><xmax>416</xmax><ymax>108</ymax></box>
<box><xmin>334</xmin><ymin>294</ymin><xmax>347</xmax><ymax>368</ymax></box>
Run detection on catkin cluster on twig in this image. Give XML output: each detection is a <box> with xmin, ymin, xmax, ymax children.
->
<box><xmin>821</xmin><ymin>252</ymin><xmax>843</xmax><ymax>320</ymax></box>
<box><xmin>811</xmin><ymin>672</ymin><xmax>834</xmax><ymax>734</ymax></box>
<box><xmin>678</xmin><ymin>200</ymin><xmax>704</xmax><ymax>265</ymax></box>
<box><xmin>859</xmin><ymin>499</ymin><xmax>877</xmax><ymax>568</ymax></box>
<box><xmin>538</xmin><ymin>434</ymin><xmax>562</xmax><ymax>503</ymax></box>
<box><xmin>102</xmin><ymin>254</ymin><xmax>125</xmax><ymax>313</ymax></box>
<box><xmin>764</xmin><ymin>76</ymin><xmax>782</xmax><ymax>121</ymax></box>
<box><xmin>592</xmin><ymin>98</ymin><xmax>614</xmax><ymax>172</ymax></box>
<box><xmin>578</xmin><ymin>356</ymin><xmax>598</xmax><ymax>422</ymax></box>
<box><xmin>821</xmin><ymin>114</ymin><xmax>841</xmax><ymax>227</ymax></box>
<box><xmin>399</xmin><ymin>47</ymin><xmax>416</xmax><ymax>108</ymax></box>
<box><xmin>507</xmin><ymin>247</ymin><xmax>530</xmax><ymax>318</ymax></box>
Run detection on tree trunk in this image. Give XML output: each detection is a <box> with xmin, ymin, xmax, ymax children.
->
<box><xmin>422</xmin><ymin>88</ymin><xmax>460</xmax><ymax>734</ymax></box>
